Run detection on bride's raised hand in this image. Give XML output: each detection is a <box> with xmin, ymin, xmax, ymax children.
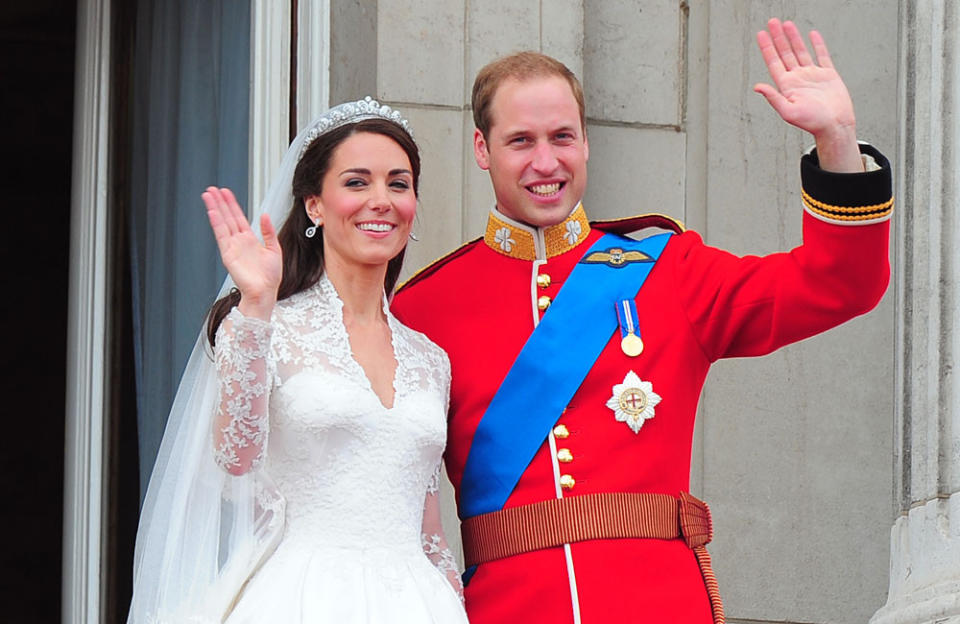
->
<box><xmin>202</xmin><ymin>186</ymin><xmax>282</xmax><ymax>319</ymax></box>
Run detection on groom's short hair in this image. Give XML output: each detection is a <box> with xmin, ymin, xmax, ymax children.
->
<box><xmin>471</xmin><ymin>51</ymin><xmax>585</xmax><ymax>139</ymax></box>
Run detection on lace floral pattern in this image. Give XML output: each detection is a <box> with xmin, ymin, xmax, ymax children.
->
<box><xmin>420</xmin><ymin>458</ymin><xmax>463</xmax><ymax>599</ymax></box>
<box><xmin>422</xmin><ymin>531</ymin><xmax>465</xmax><ymax>602</ymax></box>
<box><xmin>210</xmin><ymin>275</ymin><xmax>464</xmax><ymax>604</ymax></box>
<box><xmin>213</xmin><ymin>315</ymin><xmax>274</xmax><ymax>472</ymax></box>
<box><xmin>426</xmin><ymin>460</ymin><xmax>442</xmax><ymax>494</ymax></box>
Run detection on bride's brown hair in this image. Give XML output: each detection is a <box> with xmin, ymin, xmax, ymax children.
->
<box><xmin>206</xmin><ymin>118</ymin><xmax>421</xmax><ymax>347</ymax></box>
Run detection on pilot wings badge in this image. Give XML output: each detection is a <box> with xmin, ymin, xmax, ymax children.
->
<box><xmin>581</xmin><ymin>247</ymin><xmax>653</xmax><ymax>268</ymax></box>
<box><xmin>606</xmin><ymin>370</ymin><xmax>661</xmax><ymax>434</ymax></box>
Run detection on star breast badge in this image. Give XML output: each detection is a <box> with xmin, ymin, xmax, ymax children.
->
<box><xmin>606</xmin><ymin>371</ymin><xmax>661</xmax><ymax>434</ymax></box>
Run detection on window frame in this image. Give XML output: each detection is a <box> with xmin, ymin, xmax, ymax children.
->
<box><xmin>63</xmin><ymin>1</ymin><xmax>328</xmax><ymax>620</ymax></box>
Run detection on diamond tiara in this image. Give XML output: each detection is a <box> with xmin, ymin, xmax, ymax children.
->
<box><xmin>298</xmin><ymin>96</ymin><xmax>415</xmax><ymax>159</ymax></box>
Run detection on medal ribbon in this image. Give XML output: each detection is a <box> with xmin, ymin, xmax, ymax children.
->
<box><xmin>617</xmin><ymin>299</ymin><xmax>639</xmax><ymax>336</ymax></box>
<box><xmin>460</xmin><ymin>232</ymin><xmax>673</xmax><ymax>520</ymax></box>
<box><xmin>617</xmin><ymin>299</ymin><xmax>642</xmax><ymax>345</ymax></box>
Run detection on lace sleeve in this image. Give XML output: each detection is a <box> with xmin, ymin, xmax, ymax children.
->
<box><xmin>421</xmin><ymin>460</ymin><xmax>464</xmax><ymax>602</ymax></box>
<box><xmin>212</xmin><ymin>308</ymin><xmax>275</xmax><ymax>475</ymax></box>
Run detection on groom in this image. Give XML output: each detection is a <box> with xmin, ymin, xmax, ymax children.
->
<box><xmin>392</xmin><ymin>18</ymin><xmax>892</xmax><ymax>623</ymax></box>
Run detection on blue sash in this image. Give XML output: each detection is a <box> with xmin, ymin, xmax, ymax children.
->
<box><xmin>460</xmin><ymin>232</ymin><xmax>672</xmax><ymax>519</ymax></box>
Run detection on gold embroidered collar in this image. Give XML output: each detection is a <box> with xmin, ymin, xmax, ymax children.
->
<box><xmin>483</xmin><ymin>204</ymin><xmax>591</xmax><ymax>261</ymax></box>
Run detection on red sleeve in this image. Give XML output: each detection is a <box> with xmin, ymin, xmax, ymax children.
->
<box><xmin>672</xmin><ymin>215</ymin><xmax>889</xmax><ymax>361</ymax></box>
<box><xmin>673</xmin><ymin>142</ymin><xmax>893</xmax><ymax>361</ymax></box>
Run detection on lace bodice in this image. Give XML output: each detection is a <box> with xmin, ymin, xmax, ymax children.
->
<box><xmin>212</xmin><ymin>275</ymin><xmax>461</xmax><ymax>596</ymax></box>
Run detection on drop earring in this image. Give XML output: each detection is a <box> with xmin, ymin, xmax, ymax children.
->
<box><xmin>409</xmin><ymin>204</ymin><xmax>421</xmax><ymax>241</ymax></box>
<box><xmin>305</xmin><ymin>220</ymin><xmax>320</xmax><ymax>238</ymax></box>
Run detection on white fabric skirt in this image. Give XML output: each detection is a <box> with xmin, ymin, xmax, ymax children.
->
<box><xmin>223</xmin><ymin>542</ymin><xmax>468</xmax><ymax>623</ymax></box>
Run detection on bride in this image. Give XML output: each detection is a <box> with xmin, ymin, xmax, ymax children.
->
<box><xmin>127</xmin><ymin>98</ymin><xmax>468</xmax><ymax>623</ymax></box>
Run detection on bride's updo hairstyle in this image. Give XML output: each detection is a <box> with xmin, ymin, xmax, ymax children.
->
<box><xmin>206</xmin><ymin>116</ymin><xmax>421</xmax><ymax>347</ymax></box>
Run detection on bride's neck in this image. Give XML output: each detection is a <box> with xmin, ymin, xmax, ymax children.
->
<box><xmin>325</xmin><ymin>262</ymin><xmax>387</xmax><ymax>324</ymax></box>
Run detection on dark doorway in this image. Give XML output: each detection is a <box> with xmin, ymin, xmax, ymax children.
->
<box><xmin>0</xmin><ymin>1</ymin><xmax>75</xmax><ymax>622</ymax></box>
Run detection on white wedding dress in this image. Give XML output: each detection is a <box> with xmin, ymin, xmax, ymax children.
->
<box><xmin>211</xmin><ymin>274</ymin><xmax>467</xmax><ymax>623</ymax></box>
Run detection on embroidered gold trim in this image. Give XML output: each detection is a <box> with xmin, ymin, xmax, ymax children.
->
<box><xmin>801</xmin><ymin>189</ymin><xmax>894</xmax><ymax>216</ymax></box>
<box><xmin>804</xmin><ymin>207</ymin><xmax>893</xmax><ymax>222</ymax></box>
<box><xmin>483</xmin><ymin>205</ymin><xmax>592</xmax><ymax>260</ymax></box>
<box><xmin>485</xmin><ymin>216</ymin><xmax>536</xmax><ymax>259</ymax></box>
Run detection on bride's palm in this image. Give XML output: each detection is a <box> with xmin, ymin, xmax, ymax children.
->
<box><xmin>203</xmin><ymin>186</ymin><xmax>282</xmax><ymax>304</ymax></box>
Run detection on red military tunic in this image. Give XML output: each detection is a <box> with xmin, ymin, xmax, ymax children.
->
<box><xmin>391</xmin><ymin>145</ymin><xmax>893</xmax><ymax>623</ymax></box>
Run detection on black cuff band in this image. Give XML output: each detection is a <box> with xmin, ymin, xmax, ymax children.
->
<box><xmin>800</xmin><ymin>143</ymin><xmax>893</xmax><ymax>222</ymax></box>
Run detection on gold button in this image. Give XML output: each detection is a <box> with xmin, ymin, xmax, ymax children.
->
<box><xmin>537</xmin><ymin>295</ymin><xmax>551</xmax><ymax>310</ymax></box>
<box><xmin>553</xmin><ymin>424</ymin><xmax>569</xmax><ymax>439</ymax></box>
<box><xmin>537</xmin><ymin>273</ymin><xmax>551</xmax><ymax>289</ymax></box>
<box><xmin>557</xmin><ymin>448</ymin><xmax>573</xmax><ymax>463</ymax></box>
<box><xmin>559</xmin><ymin>474</ymin><xmax>576</xmax><ymax>490</ymax></box>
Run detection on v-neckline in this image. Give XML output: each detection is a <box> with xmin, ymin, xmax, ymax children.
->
<box><xmin>320</xmin><ymin>275</ymin><xmax>400</xmax><ymax>411</ymax></box>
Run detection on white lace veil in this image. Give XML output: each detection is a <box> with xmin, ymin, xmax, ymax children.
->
<box><xmin>127</xmin><ymin>97</ymin><xmax>415</xmax><ymax>623</ymax></box>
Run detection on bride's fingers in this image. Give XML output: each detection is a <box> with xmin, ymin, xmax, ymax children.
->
<box><xmin>203</xmin><ymin>187</ymin><xmax>240</xmax><ymax>236</ymax></box>
<box><xmin>260</xmin><ymin>214</ymin><xmax>281</xmax><ymax>253</ymax></box>
<box><xmin>212</xmin><ymin>187</ymin><xmax>244</xmax><ymax>234</ymax></box>
<box><xmin>202</xmin><ymin>189</ymin><xmax>234</xmax><ymax>242</ymax></box>
<box><xmin>201</xmin><ymin>187</ymin><xmax>223</xmax><ymax>219</ymax></box>
<box><xmin>219</xmin><ymin>187</ymin><xmax>250</xmax><ymax>232</ymax></box>
<box><xmin>207</xmin><ymin>202</ymin><xmax>230</xmax><ymax>251</ymax></box>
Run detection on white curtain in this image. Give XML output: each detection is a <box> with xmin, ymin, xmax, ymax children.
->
<box><xmin>129</xmin><ymin>0</ymin><xmax>251</xmax><ymax>500</ymax></box>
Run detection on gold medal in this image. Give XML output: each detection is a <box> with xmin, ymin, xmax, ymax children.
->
<box><xmin>621</xmin><ymin>332</ymin><xmax>644</xmax><ymax>357</ymax></box>
<box><xmin>616</xmin><ymin>299</ymin><xmax>645</xmax><ymax>358</ymax></box>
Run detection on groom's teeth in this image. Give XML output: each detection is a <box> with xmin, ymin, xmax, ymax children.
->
<box><xmin>358</xmin><ymin>223</ymin><xmax>394</xmax><ymax>232</ymax></box>
<box><xmin>530</xmin><ymin>183</ymin><xmax>560</xmax><ymax>195</ymax></box>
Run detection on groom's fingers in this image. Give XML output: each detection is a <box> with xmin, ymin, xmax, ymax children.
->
<box><xmin>783</xmin><ymin>20</ymin><xmax>813</xmax><ymax>66</ymax></box>
<box><xmin>768</xmin><ymin>18</ymin><xmax>799</xmax><ymax>70</ymax></box>
<box><xmin>809</xmin><ymin>30</ymin><xmax>833</xmax><ymax>69</ymax></box>
<box><xmin>756</xmin><ymin>30</ymin><xmax>786</xmax><ymax>84</ymax></box>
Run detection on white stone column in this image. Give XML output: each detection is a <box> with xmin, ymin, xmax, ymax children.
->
<box><xmin>871</xmin><ymin>2</ymin><xmax>960</xmax><ymax>622</ymax></box>
<box><xmin>64</xmin><ymin>0</ymin><xmax>112</xmax><ymax>621</ymax></box>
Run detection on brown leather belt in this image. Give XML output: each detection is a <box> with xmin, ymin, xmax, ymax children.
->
<box><xmin>461</xmin><ymin>491</ymin><xmax>713</xmax><ymax>568</ymax></box>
